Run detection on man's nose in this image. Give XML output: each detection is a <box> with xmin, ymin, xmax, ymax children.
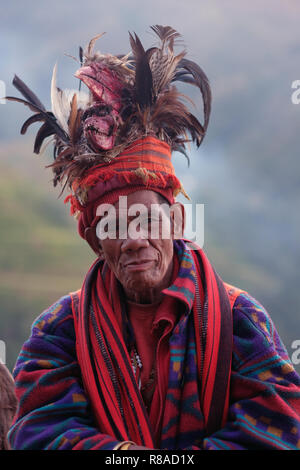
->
<box><xmin>120</xmin><ymin>234</ymin><xmax>150</xmax><ymax>252</ymax></box>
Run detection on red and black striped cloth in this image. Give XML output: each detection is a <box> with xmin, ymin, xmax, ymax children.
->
<box><xmin>72</xmin><ymin>240</ymin><xmax>234</xmax><ymax>447</ymax></box>
<box><xmin>65</xmin><ymin>137</ymin><xmax>184</xmax><ymax>219</ymax></box>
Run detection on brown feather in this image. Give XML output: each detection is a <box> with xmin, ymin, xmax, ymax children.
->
<box><xmin>86</xmin><ymin>33</ymin><xmax>106</xmax><ymax>58</ymax></box>
<box><xmin>68</xmin><ymin>93</ymin><xmax>78</xmax><ymax>143</ymax></box>
<box><xmin>150</xmin><ymin>25</ymin><xmax>182</xmax><ymax>51</ymax></box>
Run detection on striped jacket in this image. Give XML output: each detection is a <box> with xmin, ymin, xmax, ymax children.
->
<box><xmin>8</xmin><ymin>273</ymin><xmax>300</xmax><ymax>450</ymax></box>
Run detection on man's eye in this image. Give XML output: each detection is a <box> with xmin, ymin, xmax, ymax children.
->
<box><xmin>139</xmin><ymin>217</ymin><xmax>153</xmax><ymax>228</ymax></box>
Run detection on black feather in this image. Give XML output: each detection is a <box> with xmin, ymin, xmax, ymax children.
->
<box><xmin>5</xmin><ymin>96</ymin><xmax>45</xmax><ymax>115</ymax></box>
<box><xmin>12</xmin><ymin>75</ymin><xmax>46</xmax><ymax>111</ymax></box>
<box><xmin>20</xmin><ymin>112</ymin><xmax>47</xmax><ymax>134</ymax></box>
<box><xmin>186</xmin><ymin>112</ymin><xmax>205</xmax><ymax>146</ymax></box>
<box><xmin>33</xmin><ymin>122</ymin><xmax>56</xmax><ymax>154</ymax></box>
<box><xmin>79</xmin><ymin>46</ymin><xmax>84</xmax><ymax>66</ymax></box>
<box><xmin>172</xmin><ymin>143</ymin><xmax>191</xmax><ymax>166</ymax></box>
<box><xmin>129</xmin><ymin>32</ymin><xmax>153</xmax><ymax>109</ymax></box>
<box><xmin>6</xmin><ymin>95</ymin><xmax>68</xmax><ymax>144</ymax></box>
<box><xmin>174</xmin><ymin>58</ymin><xmax>211</xmax><ymax>133</ymax></box>
<box><xmin>79</xmin><ymin>46</ymin><xmax>84</xmax><ymax>91</ymax></box>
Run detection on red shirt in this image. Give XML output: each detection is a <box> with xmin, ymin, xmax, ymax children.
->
<box><xmin>126</xmin><ymin>255</ymin><xmax>180</xmax><ymax>444</ymax></box>
<box><xmin>127</xmin><ymin>301</ymin><xmax>158</xmax><ymax>403</ymax></box>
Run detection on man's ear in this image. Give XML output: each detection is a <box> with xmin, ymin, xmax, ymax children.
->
<box><xmin>84</xmin><ymin>227</ymin><xmax>104</xmax><ymax>258</ymax></box>
<box><xmin>170</xmin><ymin>202</ymin><xmax>185</xmax><ymax>240</ymax></box>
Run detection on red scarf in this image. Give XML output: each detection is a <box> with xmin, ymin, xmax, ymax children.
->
<box><xmin>71</xmin><ymin>243</ymin><xmax>234</xmax><ymax>447</ymax></box>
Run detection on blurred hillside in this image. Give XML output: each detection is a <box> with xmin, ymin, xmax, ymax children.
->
<box><xmin>0</xmin><ymin>140</ymin><xmax>95</xmax><ymax>370</ymax></box>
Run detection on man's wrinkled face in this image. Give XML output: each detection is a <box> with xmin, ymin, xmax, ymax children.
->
<box><xmin>97</xmin><ymin>190</ymin><xmax>176</xmax><ymax>303</ymax></box>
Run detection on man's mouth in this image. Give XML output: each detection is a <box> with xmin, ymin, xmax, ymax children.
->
<box><xmin>123</xmin><ymin>259</ymin><xmax>155</xmax><ymax>272</ymax></box>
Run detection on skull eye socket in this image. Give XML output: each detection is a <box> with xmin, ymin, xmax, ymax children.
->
<box><xmin>82</xmin><ymin>104</ymin><xmax>112</xmax><ymax>121</ymax></box>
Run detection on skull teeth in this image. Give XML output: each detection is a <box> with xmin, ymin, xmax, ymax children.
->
<box><xmin>86</xmin><ymin>125</ymin><xmax>100</xmax><ymax>134</ymax></box>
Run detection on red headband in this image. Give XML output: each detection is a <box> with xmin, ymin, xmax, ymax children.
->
<box><xmin>63</xmin><ymin>136</ymin><xmax>187</xmax><ymax>240</ymax></box>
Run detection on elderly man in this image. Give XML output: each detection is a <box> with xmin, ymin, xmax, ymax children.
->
<box><xmin>7</xmin><ymin>26</ymin><xmax>300</xmax><ymax>450</ymax></box>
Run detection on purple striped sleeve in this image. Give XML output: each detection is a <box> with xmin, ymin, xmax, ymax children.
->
<box><xmin>8</xmin><ymin>295</ymin><xmax>122</xmax><ymax>450</ymax></box>
<box><xmin>202</xmin><ymin>292</ymin><xmax>300</xmax><ymax>450</ymax></box>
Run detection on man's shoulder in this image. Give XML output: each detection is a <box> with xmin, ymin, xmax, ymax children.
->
<box><xmin>230</xmin><ymin>289</ymin><xmax>290</xmax><ymax>366</ymax></box>
<box><xmin>223</xmin><ymin>282</ymin><xmax>244</xmax><ymax>310</ymax></box>
<box><xmin>31</xmin><ymin>292</ymin><xmax>79</xmax><ymax>339</ymax></box>
<box><xmin>223</xmin><ymin>282</ymin><xmax>272</xmax><ymax>339</ymax></box>
<box><xmin>231</xmin><ymin>290</ymin><xmax>274</xmax><ymax>340</ymax></box>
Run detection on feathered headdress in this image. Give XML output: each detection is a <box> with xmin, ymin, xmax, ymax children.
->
<box><xmin>7</xmin><ymin>25</ymin><xmax>211</xmax><ymax>214</ymax></box>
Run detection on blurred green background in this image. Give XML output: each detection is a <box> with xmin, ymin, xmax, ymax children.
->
<box><xmin>0</xmin><ymin>0</ymin><xmax>300</xmax><ymax>374</ymax></box>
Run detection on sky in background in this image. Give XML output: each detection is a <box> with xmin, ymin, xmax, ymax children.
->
<box><xmin>1</xmin><ymin>0</ymin><xmax>300</xmax><ymax>365</ymax></box>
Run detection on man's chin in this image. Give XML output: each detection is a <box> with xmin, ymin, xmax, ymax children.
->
<box><xmin>120</xmin><ymin>272</ymin><xmax>158</xmax><ymax>294</ymax></box>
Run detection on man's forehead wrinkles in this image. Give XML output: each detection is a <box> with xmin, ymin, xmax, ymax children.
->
<box><xmin>116</xmin><ymin>202</ymin><xmax>166</xmax><ymax>214</ymax></box>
